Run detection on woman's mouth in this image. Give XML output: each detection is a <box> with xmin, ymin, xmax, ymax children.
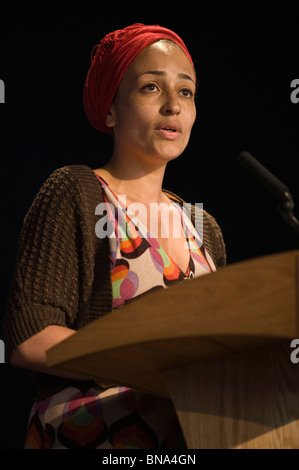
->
<box><xmin>155</xmin><ymin>121</ymin><xmax>181</xmax><ymax>140</ymax></box>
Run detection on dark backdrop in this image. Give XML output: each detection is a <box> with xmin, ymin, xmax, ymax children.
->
<box><xmin>1</xmin><ymin>1</ymin><xmax>299</xmax><ymax>449</ymax></box>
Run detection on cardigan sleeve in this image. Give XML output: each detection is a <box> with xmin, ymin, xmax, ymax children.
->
<box><xmin>202</xmin><ymin>209</ymin><xmax>226</xmax><ymax>268</ymax></box>
<box><xmin>4</xmin><ymin>167</ymin><xmax>95</xmax><ymax>360</ymax></box>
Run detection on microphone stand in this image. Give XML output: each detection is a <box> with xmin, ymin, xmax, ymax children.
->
<box><xmin>276</xmin><ymin>191</ymin><xmax>299</xmax><ymax>236</ymax></box>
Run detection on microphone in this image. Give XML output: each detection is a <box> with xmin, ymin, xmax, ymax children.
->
<box><xmin>238</xmin><ymin>151</ymin><xmax>299</xmax><ymax>236</ymax></box>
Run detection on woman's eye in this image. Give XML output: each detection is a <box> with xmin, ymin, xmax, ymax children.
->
<box><xmin>141</xmin><ymin>83</ymin><xmax>158</xmax><ymax>92</ymax></box>
<box><xmin>180</xmin><ymin>88</ymin><xmax>193</xmax><ymax>98</ymax></box>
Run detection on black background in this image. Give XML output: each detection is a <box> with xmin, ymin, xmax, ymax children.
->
<box><xmin>1</xmin><ymin>0</ymin><xmax>299</xmax><ymax>449</ymax></box>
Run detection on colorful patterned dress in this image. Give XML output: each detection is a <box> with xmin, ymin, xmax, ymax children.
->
<box><xmin>24</xmin><ymin>176</ymin><xmax>216</xmax><ymax>449</ymax></box>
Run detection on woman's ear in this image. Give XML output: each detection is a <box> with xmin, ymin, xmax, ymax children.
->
<box><xmin>105</xmin><ymin>104</ymin><xmax>116</xmax><ymax>128</ymax></box>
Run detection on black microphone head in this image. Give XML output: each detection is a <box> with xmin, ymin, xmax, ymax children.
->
<box><xmin>238</xmin><ymin>150</ymin><xmax>291</xmax><ymax>201</ymax></box>
<box><xmin>238</xmin><ymin>151</ymin><xmax>299</xmax><ymax>234</ymax></box>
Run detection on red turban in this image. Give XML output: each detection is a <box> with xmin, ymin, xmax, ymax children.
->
<box><xmin>83</xmin><ymin>23</ymin><xmax>194</xmax><ymax>135</ymax></box>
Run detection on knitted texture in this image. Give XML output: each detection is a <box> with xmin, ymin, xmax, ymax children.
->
<box><xmin>5</xmin><ymin>165</ymin><xmax>226</xmax><ymax>400</ymax></box>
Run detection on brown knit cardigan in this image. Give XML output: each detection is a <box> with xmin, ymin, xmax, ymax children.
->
<box><xmin>5</xmin><ymin>165</ymin><xmax>226</xmax><ymax>399</ymax></box>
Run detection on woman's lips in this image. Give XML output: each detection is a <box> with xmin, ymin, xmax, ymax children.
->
<box><xmin>155</xmin><ymin>121</ymin><xmax>182</xmax><ymax>140</ymax></box>
<box><xmin>155</xmin><ymin>129</ymin><xmax>180</xmax><ymax>140</ymax></box>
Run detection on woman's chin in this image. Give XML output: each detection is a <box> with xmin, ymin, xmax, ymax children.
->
<box><xmin>150</xmin><ymin>142</ymin><xmax>186</xmax><ymax>163</ymax></box>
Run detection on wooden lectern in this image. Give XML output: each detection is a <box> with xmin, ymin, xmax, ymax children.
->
<box><xmin>47</xmin><ymin>251</ymin><xmax>299</xmax><ymax>449</ymax></box>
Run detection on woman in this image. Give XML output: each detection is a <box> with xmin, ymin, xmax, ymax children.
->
<box><xmin>5</xmin><ymin>23</ymin><xmax>226</xmax><ymax>449</ymax></box>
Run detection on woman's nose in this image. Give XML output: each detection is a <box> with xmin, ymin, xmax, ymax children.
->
<box><xmin>160</xmin><ymin>91</ymin><xmax>181</xmax><ymax>115</ymax></box>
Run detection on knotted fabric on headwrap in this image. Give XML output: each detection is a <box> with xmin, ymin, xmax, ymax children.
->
<box><xmin>83</xmin><ymin>23</ymin><xmax>193</xmax><ymax>135</ymax></box>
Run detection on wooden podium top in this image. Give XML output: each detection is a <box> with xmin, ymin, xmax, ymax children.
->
<box><xmin>47</xmin><ymin>250</ymin><xmax>299</xmax><ymax>396</ymax></box>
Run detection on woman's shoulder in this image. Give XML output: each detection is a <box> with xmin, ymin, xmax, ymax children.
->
<box><xmin>43</xmin><ymin>164</ymin><xmax>97</xmax><ymax>187</ymax></box>
<box><xmin>22</xmin><ymin>165</ymin><xmax>104</xmax><ymax>235</ymax></box>
<box><xmin>34</xmin><ymin>165</ymin><xmax>103</xmax><ymax>204</ymax></box>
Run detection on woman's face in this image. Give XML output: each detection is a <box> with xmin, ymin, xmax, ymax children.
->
<box><xmin>106</xmin><ymin>41</ymin><xmax>197</xmax><ymax>165</ymax></box>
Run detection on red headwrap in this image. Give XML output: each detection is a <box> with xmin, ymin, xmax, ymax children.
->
<box><xmin>83</xmin><ymin>23</ymin><xmax>194</xmax><ymax>135</ymax></box>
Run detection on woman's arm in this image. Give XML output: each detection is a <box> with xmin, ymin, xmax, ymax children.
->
<box><xmin>5</xmin><ymin>168</ymin><xmax>96</xmax><ymax>373</ymax></box>
<box><xmin>10</xmin><ymin>325</ymin><xmax>92</xmax><ymax>381</ymax></box>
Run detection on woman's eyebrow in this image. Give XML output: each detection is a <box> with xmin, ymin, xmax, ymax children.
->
<box><xmin>140</xmin><ymin>70</ymin><xmax>195</xmax><ymax>84</ymax></box>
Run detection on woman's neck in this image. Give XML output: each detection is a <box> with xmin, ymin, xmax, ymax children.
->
<box><xmin>94</xmin><ymin>154</ymin><xmax>169</xmax><ymax>205</ymax></box>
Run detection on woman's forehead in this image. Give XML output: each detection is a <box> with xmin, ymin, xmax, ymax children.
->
<box><xmin>126</xmin><ymin>41</ymin><xmax>196</xmax><ymax>82</ymax></box>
